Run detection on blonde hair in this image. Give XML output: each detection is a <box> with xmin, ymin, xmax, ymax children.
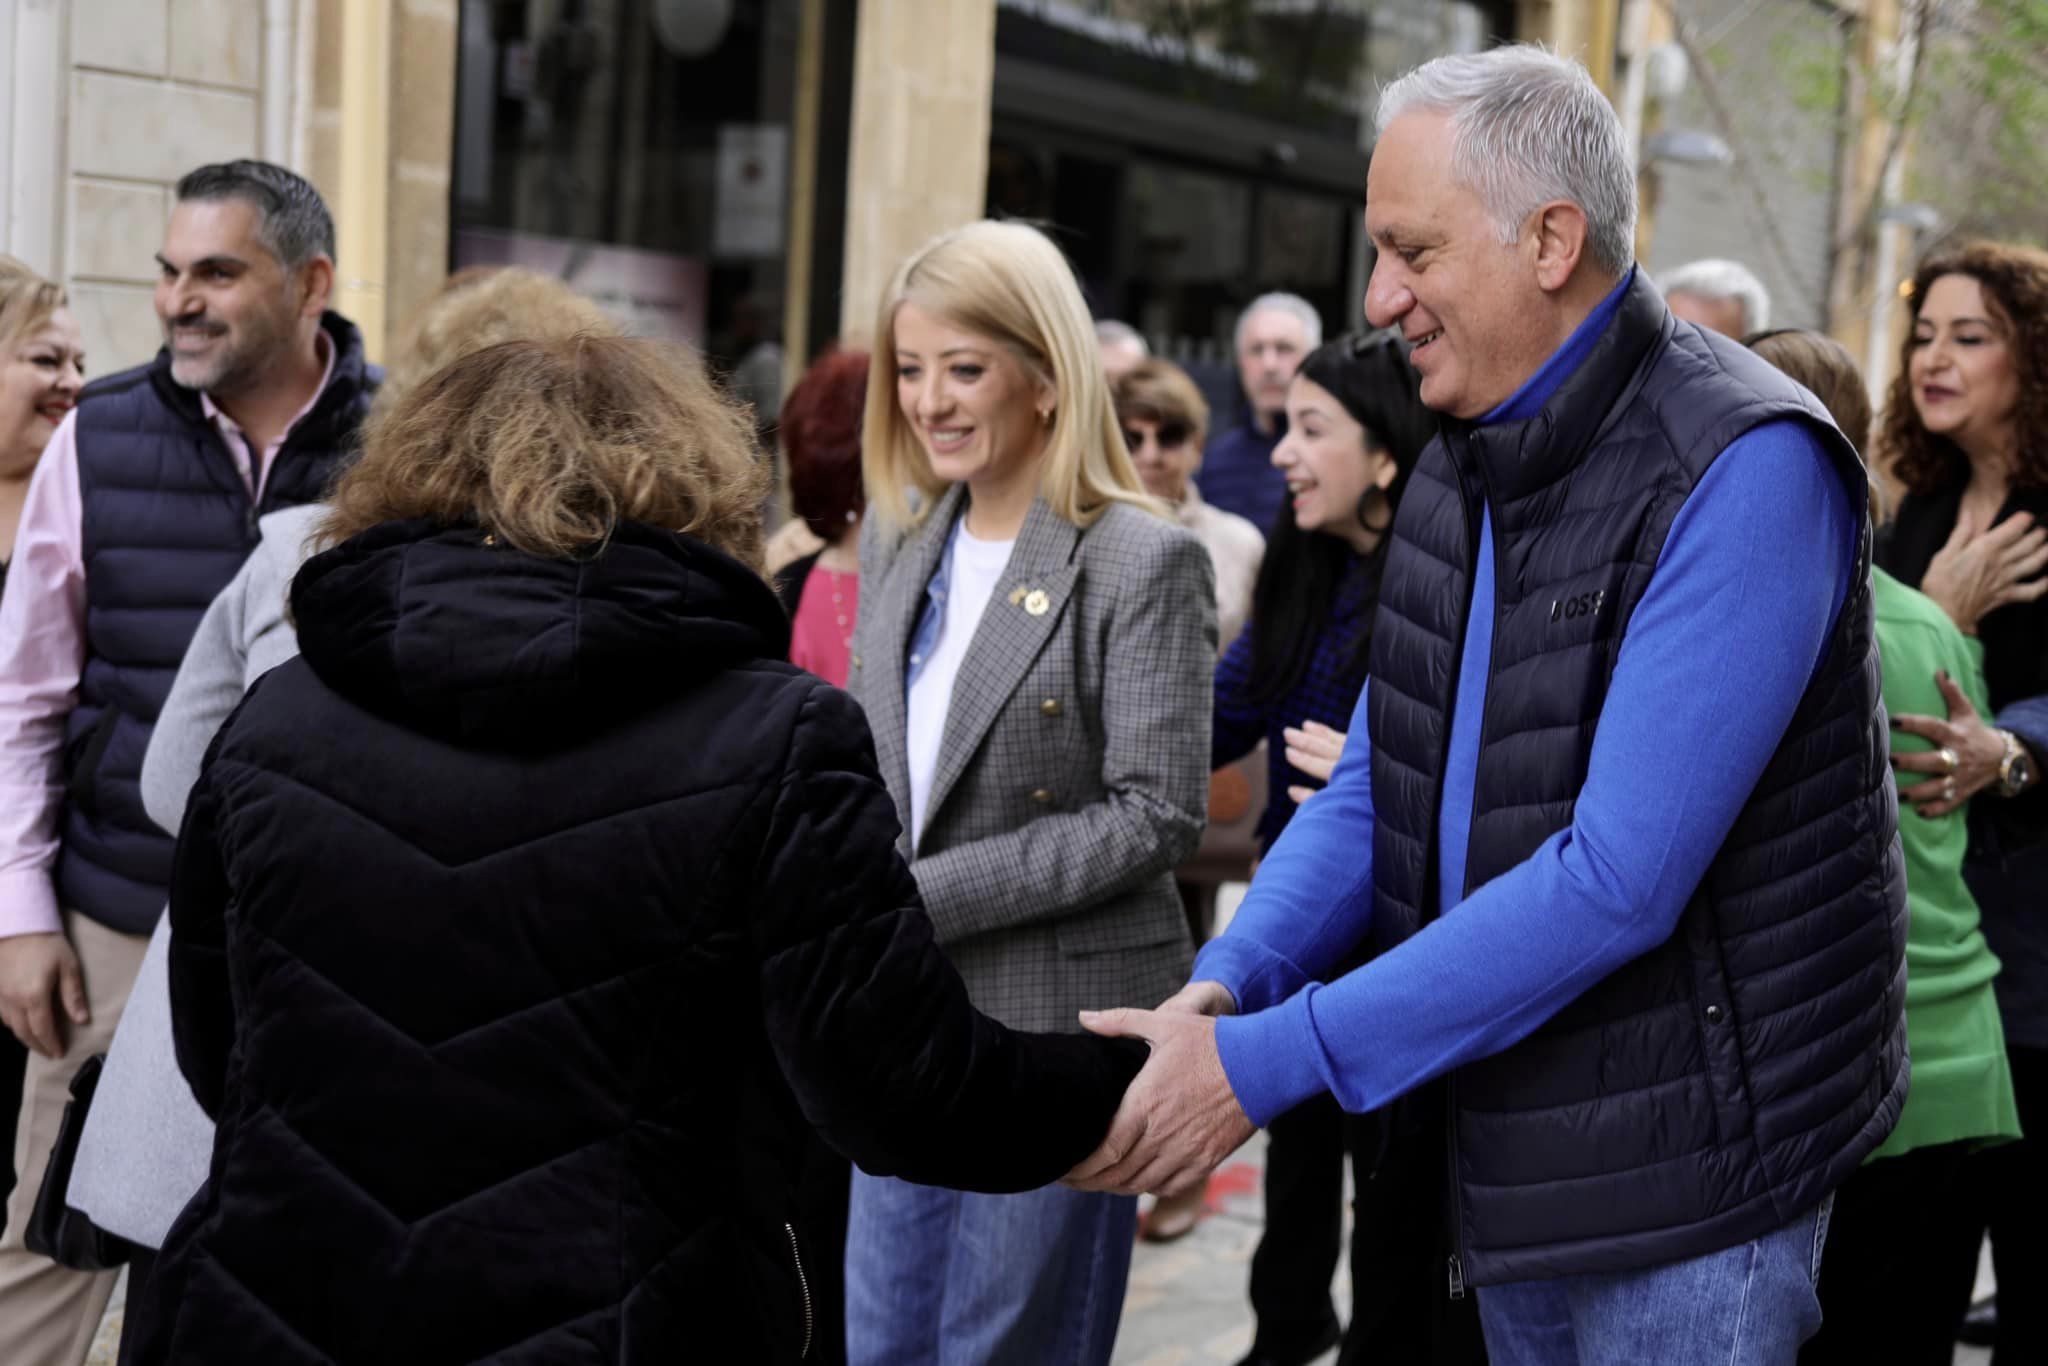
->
<box><xmin>861</xmin><ymin>220</ymin><xmax>1160</xmax><ymax>528</ymax></box>
<box><xmin>375</xmin><ymin>267</ymin><xmax>617</xmax><ymax>417</ymax></box>
<box><xmin>324</xmin><ymin>336</ymin><xmax>767</xmax><ymax>569</ymax></box>
<box><xmin>0</xmin><ymin>255</ymin><xmax>65</xmax><ymax>357</ymax></box>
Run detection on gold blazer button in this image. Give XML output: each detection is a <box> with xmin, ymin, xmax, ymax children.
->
<box><xmin>1030</xmin><ymin>788</ymin><xmax>1055</xmax><ymax>804</ymax></box>
<box><xmin>1040</xmin><ymin>698</ymin><xmax>1063</xmax><ymax>717</ymax></box>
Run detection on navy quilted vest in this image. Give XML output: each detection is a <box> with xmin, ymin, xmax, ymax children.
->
<box><xmin>60</xmin><ymin>312</ymin><xmax>376</xmax><ymax>932</ymax></box>
<box><xmin>1366</xmin><ymin>274</ymin><xmax>1907</xmax><ymax>1285</ymax></box>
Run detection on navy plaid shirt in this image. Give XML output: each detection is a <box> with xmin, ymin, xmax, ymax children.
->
<box><xmin>1213</xmin><ymin>553</ymin><xmax>1379</xmax><ymax>853</ymax></box>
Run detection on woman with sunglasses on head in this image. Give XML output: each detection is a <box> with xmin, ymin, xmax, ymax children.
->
<box><xmin>1205</xmin><ymin>332</ymin><xmax>1486</xmax><ymax>1366</ymax></box>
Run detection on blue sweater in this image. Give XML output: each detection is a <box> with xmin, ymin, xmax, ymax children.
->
<box><xmin>1200</xmin><ymin>417</ymin><xmax>1287</xmax><ymax>536</ymax></box>
<box><xmin>1194</xmin><ymin>277</ymin><xmax>1861</xmax><ymax>1125</ymax></box>
<box><xmin>1212</xmin><ymin>554</ymin><xmax>1379</xmax><ymax>853</ymax></box>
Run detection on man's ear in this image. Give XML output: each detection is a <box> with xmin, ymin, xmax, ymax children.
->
<box><xmin>1530</xmin><ymin>201</ymin><xmax>1590</xmax><ymax>294</ymax></box>
<box><xmin>297</xmin><ymin>255</ymin><xmax>336</xmax><ymax>319</ymax></box>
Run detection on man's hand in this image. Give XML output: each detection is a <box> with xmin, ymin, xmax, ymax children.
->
<box><xmin>1063</xmin><ymin>1006</ymin><xmax>1256</xmax><ymax>1197</ymax></box>
<box><xmin>0</xmin><ymin>932</ymin><xmax>87</xmax><ymax>1059</ymax></box>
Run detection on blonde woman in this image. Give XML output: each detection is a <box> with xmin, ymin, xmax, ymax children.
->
<box><xmin>0</xmin><ymin>256</ymin><xmax>81</xmax><ymax>1242</ymax></box>
<box><xmin>844</xmin><ymin>220</ymin><xmax>1216</xmax><ymax>1363</ymax></box>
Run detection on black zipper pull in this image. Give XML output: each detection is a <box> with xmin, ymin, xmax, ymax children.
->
<box><xmin>1447</xmin><ymin>1253</ymin><xmax>1467</xmax><ymax>1300</ymax></box>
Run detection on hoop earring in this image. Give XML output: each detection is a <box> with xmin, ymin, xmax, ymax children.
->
<box><xmin>1357</xmin><ymin>487</ymin><xmax>1394</xmax><ymax>534</ymax></box>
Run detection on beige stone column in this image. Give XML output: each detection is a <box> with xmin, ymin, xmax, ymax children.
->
<box><xmin>304</xmin><ymin>0</ymin><xmax>454</xmax><ymax>362</ymax></box>
<box><xmin>1516</xmin><ymin>0</ymin><xmax>1621</xmax><ymax>92</ymax></box>
<box><xmin>386</xmin><ymin>0</ymin><xmax>457</xmax><ymax>349</ymax></box>
<box><xmin>837</xmin><ymin>0</ymin><xmax>998</xmax><ymax>339</ymax></box>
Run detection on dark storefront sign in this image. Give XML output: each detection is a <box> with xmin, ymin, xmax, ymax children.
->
<box><xmin>450</xmin><ymin>0</ymin><xmax>852</xmax><ymax>402</ymax></box>
<box><xmin>989</xmin><ymin>0</ymin><xmax>1508</xmax><ymax>398</ymax></box>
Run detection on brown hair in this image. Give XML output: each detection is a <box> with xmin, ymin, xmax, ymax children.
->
<box><xmin>1748</xmin><ymin>331</ymin><xmax>1872</xmax><ymax>455</ymax></box>
<box><xmin>1879</xmin><ymin>240</ymin><xmax>2048</xmax><ymax>495</ymax></box>
<box><xmin>0</xmin><ymin>255</ymin><xmax>65</xmax><ymax>356</ymax></box>
<box><xmin>782</xmin><ymin>347</ymin><xmax>870</xmax><ymax>539</ymax></box>
<box><xmin>1112</xmin><ymin>359</ymin><xmax>1212</xmax><ymax>450</ymax></box>
<box><xmin>324</xmin><ymin>336</ymin><xmax>768</xmax><ymax>568</ymax></box>
<box><xmin>375</xmin><ymin>267</ymin><xmax>617</xmax><ymax>417</ymax></box>
<box><xmin>1748</xmin><ymin>329</ymin><xmax>1881</xmax><ymax>521</ymax></box>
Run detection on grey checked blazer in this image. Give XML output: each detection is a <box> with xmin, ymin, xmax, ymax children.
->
<box><xmin>850</xmin><ymin>485</ymin><xmax>1216</xmax><ymax>1033</ymax></box>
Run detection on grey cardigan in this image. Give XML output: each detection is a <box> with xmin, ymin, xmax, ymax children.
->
<box><xmin>849</xmin><ymin>488</ymin><xmax>1215</xmax><ymax>1033</ymax></box>
<box><xmin>67</xmin><ymin>504</ymin><xmax>323</xmax><ymax>1247</ymax></box>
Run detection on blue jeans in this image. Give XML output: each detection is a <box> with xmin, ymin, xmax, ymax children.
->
<box><xmin>1478</xmin><ymin>1198</ymin><xmax>1832</xmax><ymax>1366</ymax></box>
<box><xmin>843</xmin><ymin>1170</ymin><xmax>1136</xmax><ymax>1366</ymax></box>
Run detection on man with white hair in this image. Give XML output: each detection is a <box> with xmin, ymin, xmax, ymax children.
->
<box><xmin>1202</xmin><ymin>293</ymin><xmax>1322</xmax><ymax>532</ymax></box>
<box><xmin>1070</xmin><ymin>45</ymin><xmax>1904</xmax><ymax>1362</ymax></box>
<box><xmin>1663</xmin><ymin>257</ymin><xmax>1772</xmax><ymax>338</ymax></box>
<box><xmin>1095</xmin><ymin>318</ymin><xmax>1149</xmax><ymax>380</ymax></box>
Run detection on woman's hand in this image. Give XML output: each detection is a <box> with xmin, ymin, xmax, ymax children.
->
<box><xmin>1919</xmin><ymin>510</ymin><xmax>2048</xmax><ymax>635</ymax></box>
<box><xmin>1891</xmin><ymin>670</ymin><xmax>2007</xmax><ymax>819</ymax></box>
<box><xmin>1283</xmin><ymin>721</ymin><xmax>1347</xmax><ymax>806</ymax></box>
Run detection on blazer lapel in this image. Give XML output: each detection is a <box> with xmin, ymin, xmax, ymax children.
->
<box><xmin>868</xmin><ymin>485</ymin><xmax>966</xmax><ymax>840</ymax></box>
<box><xmin>920</xmin><ymin>496</ymin><xmax>1080</xmax><ymax>832</ymax></box>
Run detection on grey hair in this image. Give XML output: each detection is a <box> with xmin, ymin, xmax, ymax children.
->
<box><xmin>1094</xmin><ymin>318</ymin><xmax>1149</xmax><ymax>354</ymax></box>
<box><xmin>1376</xmin><ymin>45</ymin><xmax>1636</xmax><ymax>278</ymax></box>
<box><xmin>175</xmin><ymin>160</ymin><xmax>336</xmax><ymax>270</ymax></box>
<box><xmin>1661</xmin><ymin>258</ymin><xmax>1771</xmax><ymax>334</ymax></box>
<box><xmin>1235</xmin><ymin>292</ymin><xmax>1323</xmax><ymax>352</ymax></box>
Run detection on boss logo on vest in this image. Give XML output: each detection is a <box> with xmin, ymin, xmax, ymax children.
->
<box><xmin>1549</xmin><ymin>589</ymin><xmax>1607</xmax><ymax>624</ymax></box>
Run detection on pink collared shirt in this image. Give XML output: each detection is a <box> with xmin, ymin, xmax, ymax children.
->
<box><xmin>0</xmin><ymin>336</ymin><xmax>337</xmax><ymax>938</ymax></box>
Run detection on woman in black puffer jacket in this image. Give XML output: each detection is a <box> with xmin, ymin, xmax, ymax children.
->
<box><xmin>123</xmin><ymin>336</ymin><xmax>1143</xmax><ymax>1365</ymax></box>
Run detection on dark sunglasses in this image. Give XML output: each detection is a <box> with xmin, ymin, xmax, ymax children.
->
<box><xmin>1121</xmin><ymin>422</ymin><xmax>1193</xmax><ymax>452</ymax></box>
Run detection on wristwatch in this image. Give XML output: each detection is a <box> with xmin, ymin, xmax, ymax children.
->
<box><xmin>1996</xmin><ymin>730</ymin><xmax>2037</xmax><ymax>798</ymax></box>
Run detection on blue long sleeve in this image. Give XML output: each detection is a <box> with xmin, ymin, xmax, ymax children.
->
<box><xmin>1211</xmin><ymin>629</ymin><xmax>1267</xmax><ymax>769</ymax></box>
<box><xmin>1193</xmin><ymin>677</ymin><xmax>1378</xmax><ymax>1013</ymax></box>
<box><xmin>1211</xmin><ymin>422</ymin><xmax>1859</xmax><ymax>1125</ymax></box>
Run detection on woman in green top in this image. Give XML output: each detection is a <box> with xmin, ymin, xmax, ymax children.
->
<box><xmin>1747</xmin><ymin>331</ymin><xmax>2021</xmax><ymax>1366</ymax></box>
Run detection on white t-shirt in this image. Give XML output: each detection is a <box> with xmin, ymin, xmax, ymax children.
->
<box><xmin>906</xmin><ymin>523</ymin><xmax>1017</xmax><ymax>844</ymax></box>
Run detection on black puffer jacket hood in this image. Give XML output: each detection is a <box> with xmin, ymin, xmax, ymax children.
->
<box><xmin>292</xmin><ymin>519</ymin><xmax>792</xmax><ymax>747</ymax></box>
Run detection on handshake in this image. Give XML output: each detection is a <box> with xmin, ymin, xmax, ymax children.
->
<box><xmin>1061</xmin><ymin>979</ymin><xmax>1259</xmax><ymax>1197</ymax></box>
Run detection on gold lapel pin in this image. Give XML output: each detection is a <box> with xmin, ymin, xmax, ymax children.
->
<box><xmin>1024</xmin><ymin>589</ymin><xmax>1050</xmax><ymax>617</ymax></box>
<box><xmin>1007</xmin><ymin>585</ymin><xmax>1029</xmax><ymax>606</ymax></box>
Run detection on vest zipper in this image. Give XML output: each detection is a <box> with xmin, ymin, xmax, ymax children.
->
<box><xmin>784</xmin><ymin>1221</ymin><xmax>814</xmax><ymax>1359</ymax></box>
<box><xmin>1438</xmin><ymin>441</ymin><xmax>1504</xmax><ymax>1303</ymax></box>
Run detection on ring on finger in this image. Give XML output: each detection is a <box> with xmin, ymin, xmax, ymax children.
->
<box><xmin>1937</xmin><ymin>746</ymin><xmax>1961</xmax><ymax>774</ymax></box>
<box><xmin>1942</xmin><ymin>777</ymin><xmax>1958</xmax><ymax>801</ymax></box>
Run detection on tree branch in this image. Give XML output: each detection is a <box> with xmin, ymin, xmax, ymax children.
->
<box><xmin>1656</xmin><ymin>0</ymin><xmax>1823</xmax><ymax>318</ymax></box>
<box><xmin>1834</xmin><ymin>0</ymin><xmax>1935</xmax><ymax>256</ymax></box>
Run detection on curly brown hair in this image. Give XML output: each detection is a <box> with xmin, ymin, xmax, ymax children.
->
<box><xmin>323</xmin><ymin>336</ymin><xmax>768</xmax><ymax>568</ymax></box>
<box><xmin>1879</xmin><ymin>240</ymin><xmax>2048</xmax><ymax>495</ymax></box>
<box><xmin>373</xmin><ymin>267</ymin><xmax>617</xmax><ymax>418</ymax></box>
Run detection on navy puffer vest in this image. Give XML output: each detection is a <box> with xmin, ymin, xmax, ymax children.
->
<box><xmin>60</xmin><ymin>312</ymin><xmax>375</xmax><ymax>932</ymax></box>
<box><xmin>1366</xmin><ymin>274</ymin><xmax>1907</xmax><ymax>1285</ymax></box>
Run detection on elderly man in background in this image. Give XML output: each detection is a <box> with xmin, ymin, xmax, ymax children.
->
<box><xmin>1202</xmin><ymin>293</ymin><xmax>1320</xmax><ymax>534</ymax></box>
<box><xmin>1663</xmin><ymin>257</ymin><xmax>1772</xmax><ymax>338</ymax></box>
<box><xmin>1096</xmin><ymin>318</ymin><xmax>1150</xmax><ymax>380</ymax></box>
<box><xmin>1072</xmin><ymin>45</ymin><xmax>1905</xmax><ymax>1366</ymax></box>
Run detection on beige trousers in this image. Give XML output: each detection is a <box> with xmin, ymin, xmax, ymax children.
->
<box><xmin>0</xmin><ymin>912</ymin><xmax>150</xmax><ymax>1366</ymax></box>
